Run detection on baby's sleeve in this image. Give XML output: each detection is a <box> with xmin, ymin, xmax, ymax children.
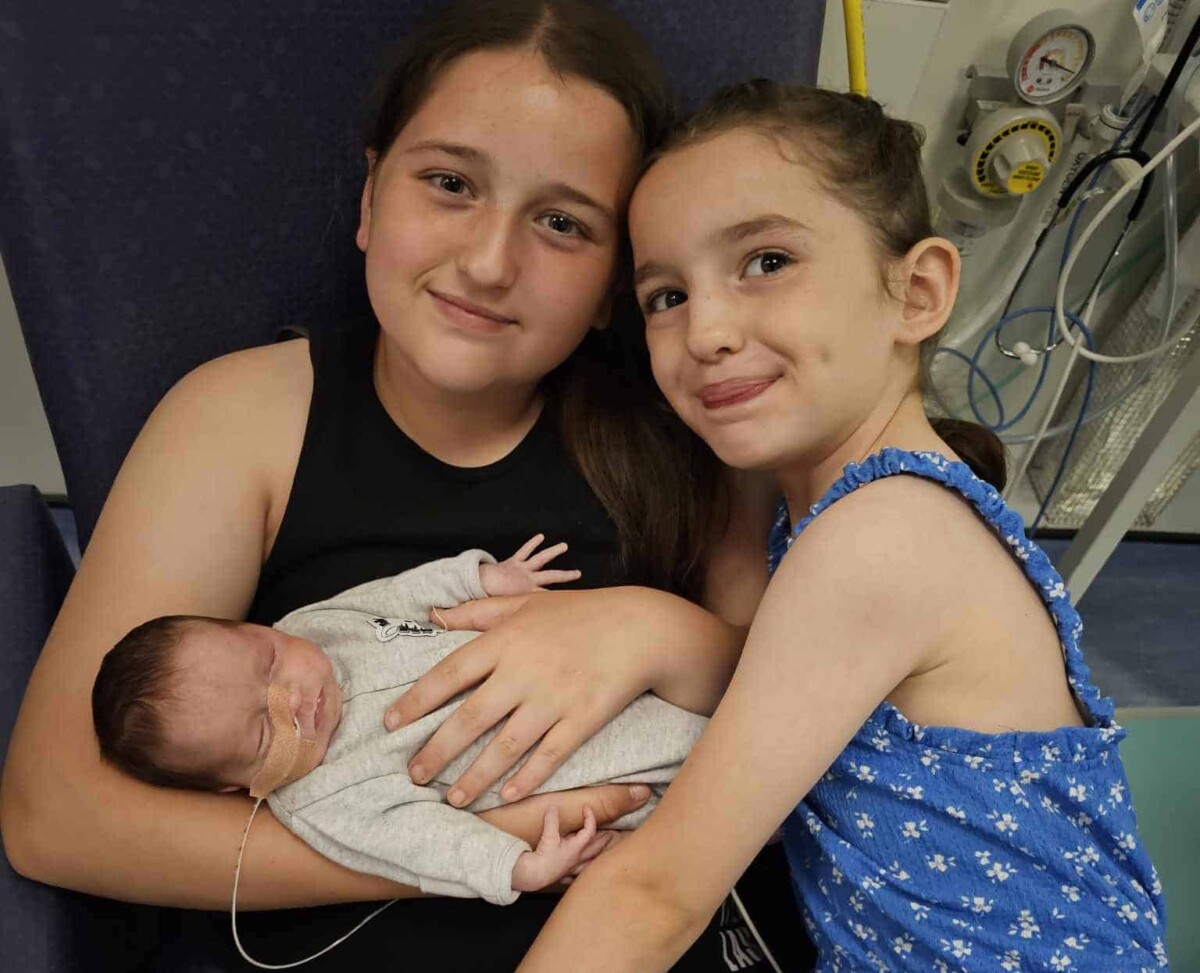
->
<box><xmin>273</xmin><ymin>775</ymin><xmax>529</xmax><ymax>906</ymax></box>
<box><xmin>276</xmin><ymin>550</ymin><xmax>495</xmax><ymax>629</ymax></box>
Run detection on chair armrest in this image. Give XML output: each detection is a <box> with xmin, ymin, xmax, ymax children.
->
<box><xmin>0</xmin><ymin>484</ymin><xmax>74</xmax><ymax>774</ymax></box>
<box><xmin>0</xmin><ymin>485</ymin><xmax>161</xmax><ymax>971</ymax></box>
<box><xmin>0</xmin><ymin>485</ymin><xmax>78</xmax><ymax>970</ymax></box>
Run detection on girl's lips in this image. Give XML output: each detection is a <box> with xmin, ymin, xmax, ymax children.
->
<box><xmin>699</xmin><ymin>378</ymin><xmax>777</xmax><ymax>409</ymax></box>
<box><xmin>428</xmin><ymin>289</ymin><xmax>517</xmax><ymax>334</ymax></box>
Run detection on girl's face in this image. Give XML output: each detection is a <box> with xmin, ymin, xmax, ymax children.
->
<box><xmin>357</xmin><ymin>48</ymin><xmax>639</xmax><ymax>397</ymax></box>
<box><xmin>629</xmin><ymin>128</ymin><xmax>911</xmax><ymax>475</ymax></box>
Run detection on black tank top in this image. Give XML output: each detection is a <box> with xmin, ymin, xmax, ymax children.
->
<box><xmin>248</xmin><ymin>315</ymin><xmax>621</xmax><ymax>625</ymax></box>
<box><xmin>158</xmin><ymin>314</ymin><xmax>811</xmax><ymax>972</ymax></box>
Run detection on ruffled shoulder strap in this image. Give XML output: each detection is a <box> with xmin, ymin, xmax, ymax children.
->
<box><xmin>765</xmin><ymin>448</ymin><xmax>1113</xmax><ymax>724</ymax></box>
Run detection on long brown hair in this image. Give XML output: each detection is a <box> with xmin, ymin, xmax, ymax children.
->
<box><xmin>364</xmin><ymin>0</ymin><xmax>726</xmax><ymax>599</ymax></box>
<box><xmin>658</xmin><ymin>81</ymin><xmax>1008</xmax><ymax>490</ymax></box>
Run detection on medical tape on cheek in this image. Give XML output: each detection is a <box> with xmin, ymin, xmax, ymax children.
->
<box><xmin>234</xmin><ymin>687</ymin><xmax>399</xmax><ymax>967</ymax></box>
<box><xmin>248</xmin><ymin>684</ymin><xmax>318</xmax><ymax>799</ymax></box>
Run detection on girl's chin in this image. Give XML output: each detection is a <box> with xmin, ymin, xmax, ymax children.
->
<box><xmin>702</xmin><ymin>432</ymin><xmax>785</xmax><ymax>473</ymax></box>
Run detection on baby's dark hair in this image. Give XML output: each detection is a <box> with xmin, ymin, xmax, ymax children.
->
<box><xmin>658</xmin><ymin>81</ymin><xmax>1007</xmax><ymax>490</ymax></box>
<box><xmin>92</xmin><ymin>615</ymin><xmax>240</xmax><ymax>792</ymax></box>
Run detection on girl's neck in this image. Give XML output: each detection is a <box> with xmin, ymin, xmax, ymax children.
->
<box><xmin>778</xmin><ymin>389</ymin><xmax>950</xmax><ymax>521</ymax></box>
<box><xmin>373</xmin><ymin>333</ymin><xmax>544</xmax><ymax>468</ymax></box>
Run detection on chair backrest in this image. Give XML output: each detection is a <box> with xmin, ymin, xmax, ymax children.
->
<box><xmin>0</xmin><ymin>0</ymin><xmax>824</xmax><ymax>546</ymax></box>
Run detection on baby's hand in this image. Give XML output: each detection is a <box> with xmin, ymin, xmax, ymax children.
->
<box><xmin>478</xmin><ymin>534</ymin><xmax>581</xmax><ymax>597</ymax></box>
<box><xmin>510</xmin><ymin>805</ymin><xmax>617</xmax><ymax>893</ymax></box>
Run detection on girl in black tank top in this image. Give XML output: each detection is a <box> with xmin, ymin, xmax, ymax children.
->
<box><xmin>249</xmin><ymin>316</ymin><xmax>622</xmax><ymax>625</ymax></box>
<box><xmin>156</xmin><ymin>4</ymin><xmax>814</xmax><ymax>967</ymax></box>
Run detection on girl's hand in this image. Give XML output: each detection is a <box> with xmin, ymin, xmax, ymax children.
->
<box><xmin>384</xmin><ymin>587</ymin><xmax>744</xmax><ymax>809</ymax></box>
<box><xmin>475</xmin><ymin>534</ymin><xmax>581</xmax><ymax>598</ymax></box>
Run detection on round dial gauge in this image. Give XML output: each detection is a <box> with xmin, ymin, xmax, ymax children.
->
<box><xmin>1007</xmin><ymin>11</ymin><xmax>1095</xmax><ymax>106</ymax></box>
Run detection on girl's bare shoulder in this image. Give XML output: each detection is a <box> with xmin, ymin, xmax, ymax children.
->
<box><xmin>775</xmin><ymin>473</ymin><xmax>994</xmax><ymax>630</ymax></box>
<box><xmin>171</xmin><ymin>337</ymin><xmax>312</xmax><ymax>420</ymax></box>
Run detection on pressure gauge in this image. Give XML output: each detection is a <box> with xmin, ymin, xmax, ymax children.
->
<box><xmin>1007</xmin><ymin>9</ymin><xmax>1095</xmax><ymax>106</ymax></box>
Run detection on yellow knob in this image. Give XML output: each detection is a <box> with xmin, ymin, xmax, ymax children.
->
<box><xmin>991</xmin><ymin>132</ymin><xmax>1050</xmax><ymax>196</ymax></box>
<box><xmin>1005</xmin><ymin>160</ymin><xmax>1046</xmax><ymax>194</ymax></box>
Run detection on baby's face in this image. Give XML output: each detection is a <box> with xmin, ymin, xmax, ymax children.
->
<box><xmin>165</xmin><ymin>622</ymin><xmax>342</xmax><ymax>790</ymax></box>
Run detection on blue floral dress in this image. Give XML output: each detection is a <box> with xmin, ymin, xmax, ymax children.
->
<box><xmin>768</xmin><ymin>450</ymin><xmax>1167</xmax><ymax>972</ymax></box>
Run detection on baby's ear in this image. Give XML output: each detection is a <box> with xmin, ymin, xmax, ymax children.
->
<box><xmin>894</xmin><ymin>237</ymin><xmax>960</xmax><ymax>346</ymax></box>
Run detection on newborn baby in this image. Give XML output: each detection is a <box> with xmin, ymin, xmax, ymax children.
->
<box><xmin>92</xmin><ymin>538</ymin><xmax>706</xmax><ymax>904</ymax></box>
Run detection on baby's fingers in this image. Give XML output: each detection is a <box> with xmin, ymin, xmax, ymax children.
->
<box><xmin>538</xmin><ymin>805</ymin><xmax>563</xmax><ymax>850</ymax></box>
<box><xmin>530</xmin><ymin>569</ymin><xmax>582</xmax><ymax>588</ymax></box>
<box><xmin>511</xmin><ymin>534</ymin><xmax>546</xmax><ymax>563</ymax></box>
<box><xmin>558</xmin><ymin>805</ymin><xmax>598</xmax><ymax>858</ymax></box>
<box><xmin>575</xmin><ymin>828</ymin><xmax>618</xmax><ymax>866</ymax></box>
<box><xmin>526</xmin><ymin>541</ymin><xmax>569</xmax><ymax>571</ymax></box>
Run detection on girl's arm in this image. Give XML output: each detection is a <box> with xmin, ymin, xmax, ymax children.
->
<box><xmin>380</xmin><ymin>467</ymin><xmax>779</xmax><ymax>809</ymax></box>
<box><xmin>517</xmin><ymin>483</ymin><xmax>949</xmax><ymax>972</ymax></box>
<box><xmin>0</xmin><ymin>343</ymin><xmax>648</xmax><ymax>908</ymax></box>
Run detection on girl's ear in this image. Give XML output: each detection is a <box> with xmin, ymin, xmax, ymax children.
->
<box><xmin>893</xmin><ymin>237</ymin><xmax>960</xmax><ymax>346</ymax></box>
<box><xmin>355</xmin><ymin>150</ymin><xmax>380</xmax><ymax>254</ymax></box>
<box><xmin>591</xmin><ymin>290</ymin><xmax>614</xmax><ymax>332</ymax></box>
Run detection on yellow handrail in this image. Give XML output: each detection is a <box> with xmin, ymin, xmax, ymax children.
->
<box><xmin>843</xmin><ymin>0</ymin><xmax>869</xmax><ymax>96</ymax></box>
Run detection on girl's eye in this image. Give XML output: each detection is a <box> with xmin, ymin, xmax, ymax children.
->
<box><xmin>645</xmin><ymin>290</ymin><xmax>688</xmax><ymax>314</ymax></box>
<box><xmin>744</xmin><ymin>251</ymin><xmax>792</xmax><ymax>278</ymax></box>
<box><xmin>539</xmin><ymin>213</ymin><xmax>584</xmax><ymax>237</ymax></box>
<box><xmin>429</xmin><ymin>173</ymin><xmax>469</xmax><ymax>196</ymax></box>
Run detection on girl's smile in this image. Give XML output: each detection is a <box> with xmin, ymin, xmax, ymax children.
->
<box><xmin>698</xmin><ymin>376</ymin><xmax>779</xmax><ymax>411</ymax></box>
<box><xmin>428</xmin><ymin>288</ymin><xmax>519</xmax><ymax>336</ymax></box>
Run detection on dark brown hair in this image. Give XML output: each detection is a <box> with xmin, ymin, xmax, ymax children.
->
<box><xmin>658</xmin><ymin>80</ymin><xmax>1007</xmax><ymax>490</ymax></box>
<box><xmin>92</xmin><ymin>616</ymin><xmax>237</xmax><ymax>791</ymax></box>
<box><xmin>364</xmin><ymin>0</ymin><xmax>726</xmax><ymax>598</ymax></box>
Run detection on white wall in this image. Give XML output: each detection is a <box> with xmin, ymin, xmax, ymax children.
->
<box><xmin>0</xmin><ymin>257</ymin><xmax>65</xmax><ymax>496</ymax></box>
<box><xmin>817</xmin><ymin>0</ymin><xmax>950</xmax><ymax>119</ymax></box>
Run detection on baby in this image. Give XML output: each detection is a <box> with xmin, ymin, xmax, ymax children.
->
<box><xmin>91</xmin><ymin>538</ymin><xmax>706</xmax><ymax>905</ymax></box>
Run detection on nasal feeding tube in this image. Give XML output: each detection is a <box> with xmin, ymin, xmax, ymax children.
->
<box><xmin>248</xmin><ymin>684</ymin><xmax>318</xmax><ymax>799</ymax></box>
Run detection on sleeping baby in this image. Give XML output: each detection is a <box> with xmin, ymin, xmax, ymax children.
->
<box><xmin>91</xmin><ymin>538</ymin><xmax>706</xmax><ymax>906</ymax></box>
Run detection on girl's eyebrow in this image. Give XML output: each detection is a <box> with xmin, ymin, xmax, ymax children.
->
<box><xmin>402</xmin><ymin>139</ymin><xmax>487</xmax><ymax>163</ymax></box>
<box><xmin>633</xmin><ymin>259</ymin><xmax>672</xmax><ymax>287</ymax></box>
<box><xmin>539</xmin><ymin>182</ymin><xmax>616</xmax><ymax>225</ymax></box>
<box><xmin>714</xmin><ymin>213</ymin><xmax>812</xmax><ymax>246</ymax></box>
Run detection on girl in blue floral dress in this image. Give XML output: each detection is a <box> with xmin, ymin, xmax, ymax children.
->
<box><xmin>519</xmin><ymin>82</ymin><xmax>1168</xmax><ymax>973</ymax></box>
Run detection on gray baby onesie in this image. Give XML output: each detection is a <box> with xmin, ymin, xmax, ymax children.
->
<box><xmin>267</xmin><ymin>551</ymin><xmax>707</xmax><ymax>905</ymax></box>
